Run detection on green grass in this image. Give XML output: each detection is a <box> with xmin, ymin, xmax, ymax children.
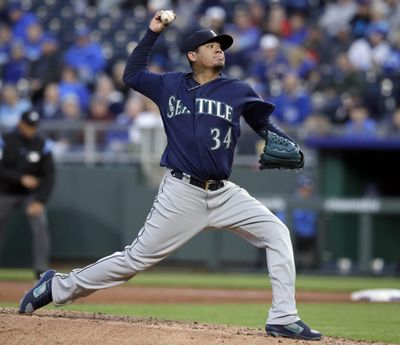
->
<box><xmin>1</xmin><ymin>268</ymin><xmax>400</xmax><ymax>291</ymax></box>
<box><xmin>2</xmin><ymin>302</ymin><xmax>399</xmax><ymax>344</ymax></box>
<box><xmin>46</xmin><ymin>303</ymin><xmax>400</xmax><ymax>344</ymax></box>
<box><xmin>130</xmin><ymin>272</ymin><xmax>400</xmax><ymax>292</ymax></box>
<box><xmin>0</xmin><ymin>268</ymin><xmax>36</xmax><ymax>281</ymax></box>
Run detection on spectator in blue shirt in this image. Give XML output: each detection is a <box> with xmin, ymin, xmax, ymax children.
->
<box><xmin>106</xmin><ymin>95</ymin><xmax>145</xmax><ymax>151</ymax></box>
<box><xmin>250</xmin><ymin>34</ymin><xmax>290</xmax><ymax>85</ymax></box>
<box><xmin>2</xmin><ymin>41</ymin><xmax>29</xmax><ymax>83</ymax></box>
<box><xmin>0</xmin><ymin>23</ymin><xmax>11</xmax><ymax>70</ymax></box>
<box><xmin>63</xmin><ymin>27</ymin><xmax>106</xmax><ymax>85</ymax></box>
<box><xmin>93</xmin><ymin>74</ymin><xmax>125</xmax><ymax>118</ymax></box>
<box><xmin>349</xmin><ymin>0</ymin><xmax>371</xmax><ymax>39</ymax></box>
<box><xmin>225</xmin><ymin>4</ymin><xmax>262</xmax><ymax>67</ymax></box>
<box><xmin>0</xmin><ymin>84</ymin><xmax>31</xmax><ymax>129</ymax></box>
<box><xmin>53</xmin><ymin>94</ymin><xmax>85</xmax><ymax>153</ymax></box>
<box><xmin>33</xmin><ymin>83</ymin><xmax>62</xmax><ymax>121</ymax></box>
<box><xmin>292</xmin><ymin>175</ymin><xmax>318</xmax><ymax>270</ymax></box>
<box><xmin>58</xmin><ymin>66</ymin><xmax>90</xmax><ymax>111</ymax></box>
<box><xmin>276</xmin><ymin>175</ymin><xmax>318</xmax><ymax>270</ymax></box>
<box><xmin>270</xmin><ymin>71</ymin><xmax>312</xmax><ymax>125</ymax></box>
<box><xmin>22</xmin><ymin>22</ymin><xmax>47</xmax><ymax>63</ymax></box>
<box><xmin>284</xmin><ymin>11</ymin><xmax>309</xmax><ymax>46</ymax></box>
<box><xmin>343</xmin><ymin>103</ymin><xmax>378</xmax><ymax>137</ymax></box>
<box><xmin>7</xmin><ymin>2</ymin><xmax>38</xmax><ymax>41</ymax></box>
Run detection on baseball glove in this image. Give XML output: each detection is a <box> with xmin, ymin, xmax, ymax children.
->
<box><xmin>259</xmin><ymin>131</ymin><xmax>304</xmax><ymax>170</ymax></box>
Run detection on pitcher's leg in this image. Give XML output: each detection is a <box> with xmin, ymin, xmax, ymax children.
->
<box><xmin>28</xmin><ymin>210</ymin><xmax>51</xmax><ymax>276</ymax></box>
<box><xmin>52</xmin><ymin>174</ymin><xmax>208</xmax><ymax>305</ymax></box>
<box><xmin>208</xmin><ymin>182</ymin><xmax>298</xmax><ymax>325</ymax></box>
<box><xmin>263</xmin><ymin>223</ymin><xmax>298</xmax><ymax>325</ymax></box>
<box><xmin>234</xmin><ymin>219</ymin><xmax>298</xmax><ymax>325</ymax></box>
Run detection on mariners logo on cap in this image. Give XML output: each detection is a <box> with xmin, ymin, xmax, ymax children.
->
<box><xmin>185</xmin><ymin>29</ymin><xmax>233</xmax><ymax>52</ymax></box>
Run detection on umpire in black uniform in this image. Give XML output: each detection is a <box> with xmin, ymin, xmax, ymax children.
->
<box><xmin>0</xmin><ymin>110</ymin><xmax>55</xmax><ymax>279</ymax></box>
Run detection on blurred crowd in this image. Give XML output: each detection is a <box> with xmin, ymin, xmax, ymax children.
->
<box><xmin>1</xmin><ymin>0</ymin><xmax>400</xmax><ymax>155</ymax></box>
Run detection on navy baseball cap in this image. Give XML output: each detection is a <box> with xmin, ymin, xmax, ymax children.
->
<box><xmin>21</xmin><ymin>110</ymin><xmax>40</xmax><ymax>126</ymax></box>
<box><xmin>184</xmin><ymin>29</ymin><xmax>233</xmax><ymax>52</ymax></box>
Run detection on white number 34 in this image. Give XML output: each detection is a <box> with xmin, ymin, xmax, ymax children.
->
<box><xmin>210</xmin><ymin>127</ymin><xmax>232</xmax><ymax>150</ymax></box>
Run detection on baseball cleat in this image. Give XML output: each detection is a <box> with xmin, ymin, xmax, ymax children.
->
<box><xmin>19</xmin><ymin>269</ymin><xmax>56</xmax><ymax>314</ymax></box>
<box><xmin>266</xmin><ymin>320</ymin><xmax>322</xmax><ymax>341</ymax></box>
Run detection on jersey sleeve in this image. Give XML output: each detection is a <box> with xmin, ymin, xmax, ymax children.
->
<box><xmin>122</xmin><ymin>29</ymin><xmax>165</xmax><ymax>103</ymax></box>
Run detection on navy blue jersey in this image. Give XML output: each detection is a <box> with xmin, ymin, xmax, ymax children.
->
<box><xmin>123</xmin><ymin>30</ymin><xmax>279</xmax><ymax>180</ymax></box>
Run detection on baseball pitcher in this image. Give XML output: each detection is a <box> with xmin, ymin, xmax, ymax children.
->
<box><xmin>19</xmin><ymin>10</ymin><xmax>321</xmax><ymax>341</ymax></box>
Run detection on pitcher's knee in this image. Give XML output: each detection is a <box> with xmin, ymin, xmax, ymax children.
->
<box><xmin>268</xmin><ymin>220</ymin><xmax>291</xmax><ymax>239</ymax></box>
<box><xmin>259</xmin><ymin>221</ymin><xmax>293</xmax><ymax>253</ymax></box>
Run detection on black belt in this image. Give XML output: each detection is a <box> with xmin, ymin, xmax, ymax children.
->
<box><xmin>171</xmin><ymin>170</ymin><xmax>225</xmax><ymax>191</ymax></box>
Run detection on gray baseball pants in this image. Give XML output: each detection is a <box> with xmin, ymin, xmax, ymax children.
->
<box><xmin>52</xmin><ymin>170</ymin><xmax>299</xmax><ymax>325</ymax></box>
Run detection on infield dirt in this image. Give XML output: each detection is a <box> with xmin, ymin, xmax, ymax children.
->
<box><xmin>0</xmin><ymin>281</ymin><xmax>394</xmax><ymax>345</ymax></box>
<box><xmin>0</xmin><ymin>308</ymin><xmax>394</xmax><ymax>345</ymax></box>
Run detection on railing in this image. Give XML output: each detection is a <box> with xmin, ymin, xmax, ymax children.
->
<box><xmin>3</xmin><ymin>119</ymin><xmax>398</xmax><ymax>165</ymax></box>
<box><xmin>37</xmin><ymin>120</ymin><xmax>151</xmax><ymax>164</ymax></box>
<box><xmin>1</xmin><ymin>120</ymin><xmax>261</xmax><ymax>167</ymax></box>
<box><xmin>3</xmin><ymin>119</ymin><xmax>399</xmax><ymax>185</ymax></box>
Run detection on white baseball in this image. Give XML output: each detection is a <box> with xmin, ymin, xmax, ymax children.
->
<box><xmin>160</xmin><ymin>10</ymin><xmax>175</xmax><ymax>25</ymax></box>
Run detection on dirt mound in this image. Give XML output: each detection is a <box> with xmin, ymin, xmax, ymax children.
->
<box><xmin>0</xmin><ymin>308</ymin><xmax>391</xmax><ymax>345</ymax></box>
